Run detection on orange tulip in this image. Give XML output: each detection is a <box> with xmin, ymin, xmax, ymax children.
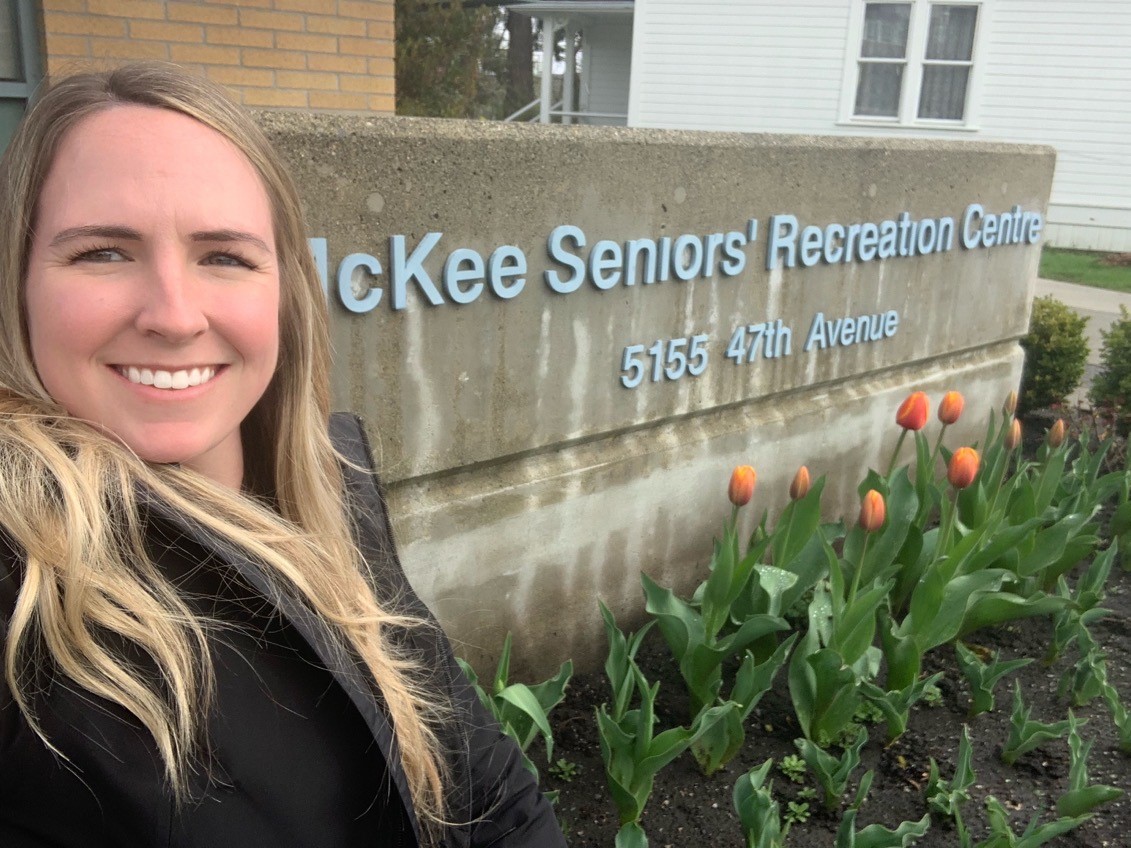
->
<box><xmin>789</xmin><ymin>466</ymin><xmax>811</xmax><ymax>501</ymax></box>
<box><xmin>859</xmin><ymin>490</ymin><xmax>886</xmax><ymax>532</ymax></box>
<box><xmin>937</xmin><ymin>391</ymin><xmax>965</xmax><ymax>425</ymax></box>
<box><xmin>1048</xmin><ymin>419</ymin><xmax>1066</xmax><ymax>448</ymax></box>
<box><xmin>728</xmin><ymin>465</ymin><xmax>756</xmax><ymax>507</ymax></box>
<box><xmin>1003</xmin><ymin>390</ymin><xmax>1018</xmax><ymax>416</ymax></box>
<box><xmin>896</xmin><ymin>392</ymin><xmax>930</xmax><ymax>431</ymax></box>
<box><xmin>947</xmin><ymin>447</ymin><xmax>980</xmax><ymax>489</ymax></box>
<box><xmin>1005</xmin><ymin>419</ymin><xmax>1022</xmax><ymax>450</ymax></box>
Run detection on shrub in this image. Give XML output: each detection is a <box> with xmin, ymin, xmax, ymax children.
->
<box><xmin>1090</xmin><ymin>306</ymin><xmax>1131</xmax><ymax>427</ymax></box>
<box><xmin>1019</xmin><ymin>296</ymin><xmax>1088</xmax><ymax>411</ymax></box>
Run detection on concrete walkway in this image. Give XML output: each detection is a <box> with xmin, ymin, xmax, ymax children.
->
<box><xmin>1032</xmin><ymin>278</ymin><xmax>1131</xmax><ymax>404</ymax></box>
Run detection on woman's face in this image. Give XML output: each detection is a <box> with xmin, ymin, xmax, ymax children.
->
<box><xmin>24</xmin><ymin>105</ymin><xmax>281</xmax><ymax>489</ymax></box>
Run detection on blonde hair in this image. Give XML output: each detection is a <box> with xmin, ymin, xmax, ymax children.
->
<box><xmin>0</xmin><ymin>64</ymin><xmax>447</xmax><ymax>833</ymax></box>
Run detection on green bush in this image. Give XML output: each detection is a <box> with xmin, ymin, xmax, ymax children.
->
<box><xmin>1020</xmin><ymin>296</ymin><xmax>1089</xmax><ymax>411</ymax></box>
<box><xmin>1090</xmin><ymin>306</ymin><xmax>1131</xmax><ymax>425</ymax></box>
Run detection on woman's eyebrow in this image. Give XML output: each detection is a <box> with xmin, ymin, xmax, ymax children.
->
<box><xmin>192</xmin><ymin>229</ymin><xmax>272</xmax><ymax>253</ymax></box>
<box><xmin>49</xmin><ymin>224</ymin><xmax>141</xmax><ymax>246</ymax></box>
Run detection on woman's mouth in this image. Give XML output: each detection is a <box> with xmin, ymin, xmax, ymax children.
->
<box><xmin>115</xmin><ymin>365</ymin><xmax>219</xmax><ymax>390</ymax></box>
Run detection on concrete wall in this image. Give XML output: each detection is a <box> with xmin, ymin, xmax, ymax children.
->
<box><xmin>262</xmin><ymin>112</ymin><xmax>1054</xmax><ymax>675</ymax></box>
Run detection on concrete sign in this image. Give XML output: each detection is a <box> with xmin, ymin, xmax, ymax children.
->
<box><xmin>265</xmin><ymin>113</ymin><xmax>1053</xmax><ymax>673</ymax></box>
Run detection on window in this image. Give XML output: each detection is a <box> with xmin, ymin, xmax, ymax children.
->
<box><xmin>0</xmin><ymin>0</ymin><xmax>41</xmax><ymax>151</ymax></box>
<box><xmin>846</xmin><ymin>1</ymin><xmax>981</xmax><ymax>126</ymax></box>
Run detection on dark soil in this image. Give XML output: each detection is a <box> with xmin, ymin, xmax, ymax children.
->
<box><xmin>547</xmin><ymin>415</ymin><xmax>1131</xmax><ymax>847</ymax></box>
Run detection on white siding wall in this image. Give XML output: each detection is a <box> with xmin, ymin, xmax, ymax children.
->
<box><xmin>581</xmin><ymin>17</ymin><xmax>633</xmax><ymax>125</ymax></box>
<box><xmin>627</xmin><ymin>0</ymin><xmax>1131</xmax><ymax>250</ymax></box>
<box><xmin>628</xmin><ymin>0</ymin><xmax>853</xmax><ymax>132</ymax></box>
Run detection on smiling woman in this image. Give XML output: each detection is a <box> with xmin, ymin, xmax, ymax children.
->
<box><xmin>0</xmin><ymin>64</ymin><xmax>563</xmax><ymax>847</ymax></box>
<box><xmin>25</xmin><ymin>105</ymin><xmax>280</xmax><ymax>489</ymax></box>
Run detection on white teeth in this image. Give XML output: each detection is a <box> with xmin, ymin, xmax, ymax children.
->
<box><xmin>119</xmin><ymin>366</ymin><xmax>217</xmax><ymax>390</ymax></box>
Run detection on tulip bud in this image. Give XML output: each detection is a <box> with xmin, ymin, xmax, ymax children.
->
<box><xmin>728</xmin><ymin>465</ymin><xmax>756</xmax><ymax>507</ymax></box>
<box><xmin>947</xmin><ymin>447</ymin><xmax>980</xmax><ymax>489</ymax></box>
<box><xmin>937</xmin><ymin>391</ymin><xmax>965</xmax><ymax>425</ymax></box>
<box><xmin>1048</xmin><ymin>419</ymin><xmax>1066</xmax><ymax>448</ymax></box>
<box><xmin>859</xmin><ymin>489</ymin><xmax>886</xmax><ymax>532</ymax></box>
<box><xmin>789</xmin><ymin>466</ymin><xmax>811</xmax><ymax>501</ymax></box>
<box><xmin>1003</xmin><ymin>390</ymin><xmax>1018</xmax><ymax>416</ymax></box>
<box><xmin>895</xmin><ymin>391</ymin><xmax>930</xmax><ymax>431</ymax></box>
<box><xmin>1005</xmin><ymin>418</ymin><xmax>1022</xmax><ymax>450</ymax></box>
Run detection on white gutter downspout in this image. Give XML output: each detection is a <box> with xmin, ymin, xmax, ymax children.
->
<box><xmin>562</xmin><ymin>23</ymin><xmax>577</xmax><ymax>124</ymax></box>
<box><xmin>540</xmin><ymin>15</ymin><xmax>557</xmax><ymax>123</ymax></box>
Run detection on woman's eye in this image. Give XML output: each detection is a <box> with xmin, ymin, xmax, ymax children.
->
<box><xmin>203</xmin><ymin>252</ymin><xmax>256</xmax><ymax>270</ymax></box>
<box><xmin>73</xmin><ymin>247</ymin><xmax>127</xmax><ymax>263</ymax></box>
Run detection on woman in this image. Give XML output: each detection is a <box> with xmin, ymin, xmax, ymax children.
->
<box><xmin>0</xmin><ymin>64</ymin><xmax>563</xmax><ymax>847</ymax></box>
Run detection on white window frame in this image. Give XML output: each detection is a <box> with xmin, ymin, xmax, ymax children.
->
<box><xmin>838</xmin><ymin>0</ymin><xmax>987</xmax><ymax>131</ymax></box>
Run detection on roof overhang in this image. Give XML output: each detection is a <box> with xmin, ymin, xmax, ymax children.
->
<box><xmin>506</xmin><ymin>1</ymin><xmax>634</xmax><ymax>17</ymax></box>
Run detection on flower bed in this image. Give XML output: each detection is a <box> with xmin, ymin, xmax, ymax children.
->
<box><xmin>475</xmin><ymin>395</ymin><xmax>1131</xmax><ymax>847</ymax></box>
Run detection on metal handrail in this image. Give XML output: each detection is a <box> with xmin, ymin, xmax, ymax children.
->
<box><xmin>504</xmin><ymin>97</ymin><xmax>542</xmax><ymax>123</ymax></box>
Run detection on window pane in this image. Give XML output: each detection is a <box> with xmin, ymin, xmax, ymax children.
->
<box><xmin>0</xmin><ymin>0</ymin><xmax>21</xmax><ymax>82</ymax></box>
<box><xmin>855</xmin><ymin>62</ymin><xmax>903</xmax><ymax>117</ymax></box>
<box><xmin>926</xmin><ymin>5</ymin><xmax>977</xmax><ymax>61</ymax></box>
<box><xmin>861</xmin><ymin>3</ymin><xmax>911</xmax><ymax>59</ymax></box>
<box><xmin>918</xmin><ymin>65</ymin><xmax>969</xmax><ymax>119</ymax></box>
<box><xmin>0</xmin><ymin>98</ymin><xmax>24</xmax><ymax>150</ymax></box>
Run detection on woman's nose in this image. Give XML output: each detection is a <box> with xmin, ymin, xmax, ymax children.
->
<box><xmin>134</xmin><ymin>262</ymin><xmax>209</xmax><ymax>341</ymax></box>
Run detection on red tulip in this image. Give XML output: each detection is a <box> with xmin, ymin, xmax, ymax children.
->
<box><xmin>937</xmin><ymin>391</ymin><xmax>965</xmax><ymax>425</ymax></box>
<box><xmin>728</xmin><ymin>465</ymin><xmax>756</xmax><ymax>507</ymax></box>
<box><xmin>1005</xmin><ymin>419</ymin><xmax>1022</xmax><ymax>450</ymax></box>
<box><xmin>896</xmin><ymin>392</ymin><xmax>930</xmax><ymax>432</ymax></box>
<box><xmin>859</xmin><ymin>490</ymin><xmax>886</xmax><ymax>532</ymax></box>
<box><xmin>1048</xmin><ymin>419</ymin><xmax>1066</xmax><ymax>448</ymax></box>
<box><xmin>947</xmin><ymin>447</ymin><xmax>980</xmax><ymax>489</ymax></box>
<box><xmin>789</xmin><ymin>466</ymin><xmax>811</xmax><ymax>501</ymax></box>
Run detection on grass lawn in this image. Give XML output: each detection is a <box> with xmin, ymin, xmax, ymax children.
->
<box><xmin>1039</xmin><ymin>247</ymin><xmax>1131</xmax><ymax>292</ymax></box>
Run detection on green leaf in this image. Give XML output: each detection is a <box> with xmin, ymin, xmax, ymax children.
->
<box><xmin>958</xmin><ymin>592</ymin><xmax>1069</xmax><ymax>639</ymax></box>
<box><xmin>1033</xmin><ymin>450</ymin><xmax>1068</xmax><ymax>515</ymax></box>
<box><xmin>527</xmin><ymin>659</ymin><xmax>573</xmax><ymax>715</ymax></box>
<box><xmin>833</xmin><ymin>579</ymin><xmax>892</xmax><ymax>668</ymax></box>
<box><xmin>641</xmin><ymin>571</ymin><xmax>702</xmax><ymax>661</ymax></box>
<box><xmin>493</xmin><ymin>632</ymin><xmax>513</xmax><ymax>694</ymax></box>
<box><xmin>1056</xmin><ymin>786</ymin><xmax>1123</xmax><ymax>818</ymax></box>
<box><xmin>497</xmin><ymin>683</ymin><xmax>555</xmax><ymax>758</ymax></box>
<box><xmin>788</xmin><ymin>626</ymin><xmax>819</xmax><ymax>741</ymax></box>
<box><xmin>703</xmin><ymin>525</ymin><xmax>744</xmax><ymax>640</ymax></box>
<box><xmin>773</xmin><ymin>477</ymin><xmax>827</xmax><ymax>571</ymax></box>
<box><xmin>781</xmin><ymin>531</ymin><xmax>839</xmax><ymax>614</ymax></box>
<box><xmin>615</xmin><ymin>821</ymin><xmax>649</xmax><ymax>848</ymax></box>
<box><xmin>732</xmin><ymin>634</ymin><xmax>798</xmax><ymax>715</ymax></box>
<box><xmin>854</xmin><ymin>815</ymin><xmax>931</xmax><ymax>848</ymax></box>
<box><xmin>807</xmin><ymin>649</ymin><xmax>861</xmax><ymax>744</ymax></box>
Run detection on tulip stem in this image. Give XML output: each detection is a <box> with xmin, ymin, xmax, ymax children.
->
<box><xmin>848</xmin><ymin>534</ymin><xmax>871</xmax><ymax>607</ymax></box>
<box><xmin>935</xmin><ymin>494</ymin><xmax>957</xmax><ymax>571</ymax></box>
<box><xmin>886</xmin><ymin>429</ymin><xmax>909</xmax><ymax>478</ymax></box>
<box><xmin>931</xmin><ymin>424</ymin><xmax>949</xmax><ymax>469</ymax></box>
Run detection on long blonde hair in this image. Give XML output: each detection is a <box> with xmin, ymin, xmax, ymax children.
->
<box><xmin>0</xmin><ymin>64</ymin><xmax>447</xmax><ymax>832</ymax></box>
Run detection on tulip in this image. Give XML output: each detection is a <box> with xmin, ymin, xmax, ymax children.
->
<box><xmin>858</xmin><ymin>490</ymin><xmax>886</xmax><ymax>532</ymax></box>
<box><xmin>947</xmin><ymin>447</ymin><xmax>980</xmax><ymax>489</ymax></box>
<box><xmin>789</xmin><ymin>466</ymin><xmax>810</xmax><ymax>501</ymax></box>
<box><xmin>1003</xmin><ymin>390</ymin><xmax>1018</xmax><ymax>417</ymax></box>
<box><xmin>1005</xmin><ymin>419</ymin><xmax>1022</xmax><ymax>451</ymax></box>
<box><xmin>896</xmin><ymin>392</ymin><xmax>930</xmax><ymax>431</ymax></box>
<box><xmin>1048</xmin><ymin>419</ymin><xmax>1066</xmax><ymax>448</ymax></box>
<box><xmin>937</xmin><ymin>391</ymin><xmax>964</xmax><ymax>425</ymax></box>
<box><xmin>728</xmin><ymin>465</ymin><xmax>756</xmax><ymax>507</ymax></box>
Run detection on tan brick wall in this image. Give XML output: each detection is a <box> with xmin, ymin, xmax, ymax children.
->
<box><xmin>42</xmin><ymin>0</ymin><xmax>396</xmax><ymax>113</ymax></box>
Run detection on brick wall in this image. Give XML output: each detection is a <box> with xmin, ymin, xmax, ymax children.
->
<box><xmin>41</xmin><ymin>0</ymin><xmax>395</xmax><ymax>113</ymax></box>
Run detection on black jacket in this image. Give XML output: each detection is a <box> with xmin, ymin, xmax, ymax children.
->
<box><xmin>0</xmin><ymin>413</ymin><xmax>565</xmax><ymax>847</ymax></box>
